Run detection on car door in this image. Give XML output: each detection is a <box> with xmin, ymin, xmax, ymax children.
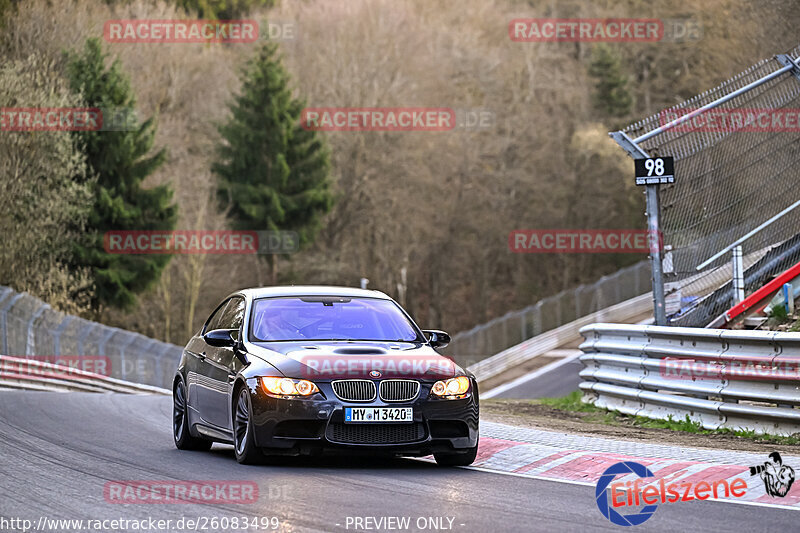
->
<box><xmin>187</xmin><ymin>299</ymin><xmax>228</xmax><ymax>424</ymax></box>
<box><xmin>200</xmin><ymin>296</ymin><xmax>245</xmax><ymax>430</ymax></box>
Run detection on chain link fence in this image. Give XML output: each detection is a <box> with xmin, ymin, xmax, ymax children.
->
<box><xmin>0</xmin><ymin>285</ymin><xmax>180</xmax><ymax>389</ymax></box>
<box><xmin>445</xmin><ymin>260</ymin><xmax>650</xmax><ymax>363</ymax></box>
<box><xmin>617</xmin><ymin>45</ymin><xmax>800</xmax><ymax>327</ymax></box>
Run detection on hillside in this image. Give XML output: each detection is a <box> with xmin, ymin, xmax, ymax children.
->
<box><xmin>1</xmin><ymin>0</ymin><xmax>799</xmax><ymax>343</ymax></box>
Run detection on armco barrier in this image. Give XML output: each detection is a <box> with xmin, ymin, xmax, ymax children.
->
<box><xmin>467</xmin><ymin>293</ymin><xmax>653</xmax><ymax>382</ymax></box>
<box><xmin>0</xmin><ymin>286</ymin><xmax>181</xmax><ymax>390</ymax></box>
<box><xmin>463</xmin><ymin>258</ymin><xmax>742</xmax><ymax>383</ymax></box>
<box><xmin>446</xmin><ymin>261</ymin><xmax>651</xmax><ymax>362</ymax></box>
<box><xmin>579</xmin><ymin>323</ymin><xmax>800</xmax><ymax>436</ymax></box>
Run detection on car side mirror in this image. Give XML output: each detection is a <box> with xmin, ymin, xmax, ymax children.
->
<box><xmin>204</xmin><ymin>328</ymin><xmax>237</xmax><ymax>347</ymax></box>
<box><xmin>423</xmin><ymin>329</ymin><xmax>451</xmax><ymax>349</ymax></box>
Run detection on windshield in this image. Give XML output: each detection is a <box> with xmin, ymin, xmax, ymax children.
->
<box><xmin>249</xmin><ymin>296</ymin><xmax>421</xmax><ymax>342</ymax></box>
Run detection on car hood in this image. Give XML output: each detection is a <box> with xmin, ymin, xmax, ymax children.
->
<box><xmin>246</xmin><ymin>341</ymin><xmax>460</xmax><ymax>380</ymax></box>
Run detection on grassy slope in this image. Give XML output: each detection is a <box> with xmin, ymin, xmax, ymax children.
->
<box><xmin>486</xmin><ymin>391</ymin><xmax>800</xmax><ymax>446</ymax></box>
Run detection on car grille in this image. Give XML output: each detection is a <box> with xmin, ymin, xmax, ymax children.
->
<box><xmin>329</xmin><ymin>423</ymin><xmax>426</xmax><ymax>444</ymax></box>
<box><xmin>331</xmin><ymin>380</ymin><xmax>376</xmax><ymax>401</ymax></box>
<box><xmin>379</xmin><ymin>380</ymin><xmax>420</xmax><ymax>402</ymax></box>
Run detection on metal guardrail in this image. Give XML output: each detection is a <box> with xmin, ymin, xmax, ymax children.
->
<box><xmin>468</xmin><ymin>265</ymin><xmax>731</xmax><ymax>384</ymax></box>
<box><xmin>0</xmin><ymin>285</ymin><xmax>182</xmax><ymax>389</ymax></box>
<box><xmin>447</xmin><ymin>261</ymin><xmax>650</xmax><ymax>365</ymax></box>
<box><xmin>0</xmin><ymin>355</ymin><xmax>170</xmax><ymax>394</ymax></box>
<box><xmin>467</xmin><ymin>293</ymin><xmax>653</xmax><ymax>382</ymax></box>
<box><xmin>579</xmin><ymin>323</ymin><xmax>800</xmax><ymax>436</ymax></box>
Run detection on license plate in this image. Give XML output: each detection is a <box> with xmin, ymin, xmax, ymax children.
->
<box><xmin>344</xmin><ymin>407</ymin><xmax>413</xmax><ymax>423</ymax></box>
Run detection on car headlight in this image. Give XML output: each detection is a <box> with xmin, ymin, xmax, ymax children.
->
<box><xmin>430</xmin><ymin>376</ymin><xmax>470</xmax><ymax>398</ymax></box>
<box><xmin>261</xmin><ymin>377</ymin><xmax>319</xmax><ymax>397</ymax></box>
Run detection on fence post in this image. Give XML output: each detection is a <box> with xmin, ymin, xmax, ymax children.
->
<box><xmin>26</xmin><ymin>303</ymin><xmax>50</xmax><ymax>357</ymax></box>
<box><xmin>520</xmin><ymin>313</ymin><xmax>527</xmax><ymax>342</ymax></box>
<box><xmin>158</xmin><ymin>344</ymin><xmax>174</xmax><ymax>388</ymax></box>
<box><xmin>52</xmin><ymin>316</ymin><xmax>73</xmax><ymax>357</ymax></box>
<box><xmin>77</xmin><ymin>323</ymin><xmax>97</xmax><ymax>356</ymax></box>
<box><xmin>1</xmin><ymin>293</ymin><xmax>24</xmax><ymax>355</ymax></box>
<box><xmin>97</xmin><ymin>327</ymin><xmax>116</xmax><ymax>356</ymax></box>
<box><xmin>534</xmin><ymin>302</ymin><xmax>542</xmax><ymax>336</ymax></box>
<box><xmin>119</xmin><ymin>333</ymin><xmax>138</xmax><ymax>380</ymax></box>
<box><xmin>555</xmin><ymin>293</ymin><xmax>563</xmax><ymax>325</ymax></box>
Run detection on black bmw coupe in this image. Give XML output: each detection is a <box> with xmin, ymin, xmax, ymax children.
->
<box><xmin>172</xmin><ymin>286</ymin><xmax>479</xmax><ymax>465</ymax></box>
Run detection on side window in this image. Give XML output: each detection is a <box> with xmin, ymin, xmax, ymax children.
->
<box><xmin>203</xmin><ymin>299</ymin><xmax>231</xmax><ymax>333</ymax></box>
<box><xmin>218</xmin><ymin>297</ymin><xmax>245</xmax><ymax>331</ymax></box>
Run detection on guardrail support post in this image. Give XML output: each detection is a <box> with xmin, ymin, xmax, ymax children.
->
<box><xmin>732</xmin><ymin>245</ymin><xmax>745</xmax><ymax>304</ymax></box>
<box><xmin>783</xmin><ymin>283</ymin><xmax>795</xmax><ymax>314</ymax></box>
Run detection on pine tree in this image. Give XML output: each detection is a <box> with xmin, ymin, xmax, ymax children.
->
<box><xmin>213</xmin><ymin>43</ymin><xmax>333</xmax><ymax>284</ymax></box>
<box><xmin>588</xmin><ymin>44</ymin><xmax>633</xmax><ymax>119</ymax></box>
<box><xmin>65</xmin><ymin>38</ymin><xmax>177</xmax><ymax>310</ymax></box>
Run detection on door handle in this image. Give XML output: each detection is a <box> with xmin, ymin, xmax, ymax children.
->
<box><xmin>198</xmin><ymin>352</ymin><xmax>206</xmax><ymax>361</ymax></box>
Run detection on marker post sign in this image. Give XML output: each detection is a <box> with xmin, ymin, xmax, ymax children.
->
<box><xmin>632</xmin><ymin>154</ymin><xmax>675</xmax><ymax>326</ymax></box>
<box><xmin>611</xmin><ymin>131</ymin><xmax>675</xmax><ymax>326</ymax></box>
<box><xmin>635</xmin><ymin>156</ymin><xmax>675</xmax><ymax>185</ymax></box>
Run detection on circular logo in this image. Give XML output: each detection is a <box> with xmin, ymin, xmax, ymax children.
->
<box><xmin>595</xmin><ymin>461</ymin><xmax>658</xmax><ymax>526</ymax></box>
<box><xmin>369</xmin><ymin>370</ymin><xmax>382</xmax><ymax>378</ymax></box>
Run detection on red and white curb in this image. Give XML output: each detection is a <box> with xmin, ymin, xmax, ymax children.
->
<box><xmin>469</xmin><ymin>422</ymin><xmax>800</xmax><ymax>509</ymax></box>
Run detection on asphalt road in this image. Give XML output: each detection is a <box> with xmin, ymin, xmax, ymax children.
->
<box><xmin>487</xmin><ymin>356</ymin><xmax>583</xmax><ymax>399</ymax></box>
<box><xmin>0</xmin><ymin>391</ymin><xmax>796</xmax><ymax>533</ymax></box>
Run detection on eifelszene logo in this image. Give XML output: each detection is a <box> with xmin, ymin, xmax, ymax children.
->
<box><xmin>595</xmin><ymin>461</ymin><xmax>749</xmax><ymax>526</ymax></box>
<box><xmin>595</xmin><ymin>462</ymin><xmax>659</xmax><ymax>527</ymax></box>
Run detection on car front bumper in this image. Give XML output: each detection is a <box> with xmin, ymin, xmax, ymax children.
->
<box><xmin>246</xmin><ymin>378</ymin><xmax>479</xmax><ymax>456</ymax></box>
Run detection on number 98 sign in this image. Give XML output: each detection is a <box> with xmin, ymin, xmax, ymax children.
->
<box><xmin>634</xmin><ymin>156</ymin><xmax>675</xmax><ymax>186</ymax></box>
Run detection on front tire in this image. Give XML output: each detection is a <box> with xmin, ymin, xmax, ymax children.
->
<box><xmin>173</xmin><ymin>380</ymin><xmax>212</xmax><ymax>451</ymax></box>
<box><xmin>233</xmin><ymin>387</ymin><xmax>263</xmax><ymax>464</ymax></box>
<box><xmin>433</xmin><ymin>444</ymin><xmax>478</xmax><ymax>467</ymax></box>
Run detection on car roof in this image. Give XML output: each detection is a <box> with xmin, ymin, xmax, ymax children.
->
<box><xmin>236</xmin><ymin>286</ymin><xmax>393</xmax><ymax>301</ymax></box>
